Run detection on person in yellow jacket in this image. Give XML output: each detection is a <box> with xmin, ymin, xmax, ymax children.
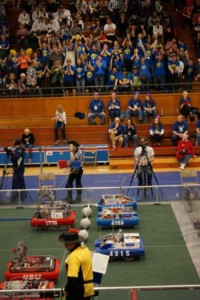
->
<box><xmin>59</xmin><ymin>231</ymin><xmax>94</xmax><ymax>300</ymax></box>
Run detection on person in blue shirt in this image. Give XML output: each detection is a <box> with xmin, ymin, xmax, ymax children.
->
<box><xmin>117</xmin><ymin>68</ymin><xmax>131</xmax><ymax>92</ymax></box>
<box><xmin>64</xmin><ymin>59</ymin><xmax>75</xmax><ymax>93</ymax></box>
<box><xmin>183</xmin><ymin>59</ymin><xmax>195</xmax><ymax>91</ymax></box>
<box><xmin>75</xmin><ymin>58</ymin><xmax>85</xmax><ymax>95</ymax></box>
<box><xmin>100</xmin><ymin>43</ymin><xmax>112</xmax><ymax>67</ymax></box>
<box><xmin>143</xmin><ymin>93</ymin><xmax>158</xmax><ymax>123</ymax></box>
<box><xmin>131</xmin><ymin>66</ymin><xmax>141</xmax><ymax>92</ymax></box>
<box><xmin>107</xmin><ymin>92</ymin><xmax>123</xmax><ymax>121</ymax></box>
<box><xmin>85</xmin><ymin>62</ymin><xmax>95</xmax><ymax>92</ymax></box>
<box><xmin>131</xmin><ymin>48</ymin><xmax>141</xmax><ymax>70</ymax></box>
<box><xmin>135</xmin><ymin>32</ymin><xmax>146</xmax><ymax>57</ymax></box>
<box><xmin>126</xmin><ymin>91</ymin><xmax>143</xmax><ymax>123</ymax></box>
<box><xmin>168</xmin><ymin>53</ymin><xmax>180</xmax><ymax>90</ymax></box>
<box><xmin>88</xmin><ymin>92</ymin><xmax>105</xmax><ymax>125</ymax></box>
<box><xmin>123</xmin><ymin>119</ymin><xmax>138</xmax><ymax>148</ymax></box>
<box><xmin>139</xmin><ymin>57</ymin><xmax>151</xmax><ymax>91</ymax></box>
<box><xmin>75</xmin><ymin>39</ymin><xmax>86</xmax><ymax>57</ymax></box>
<box><xmin>108</xmin><ymin>117</ymin><xmax>124</xmax><ymax>149</ymax></box>
<box><xmin>172</xmin><ymin>114</ymin><xmax>189</xmax><ymax>145</ymax></box>
<box><xmin>196</xmin><ymin>119</ymin><xmax>200</xmax><ymax>145</ymax></box>
<box><xmin>154</xmin><ymin>53</ymin><xmax>166</xmax><ymax>91</ymax></box>
<box><xmin>150</xmin><ymin>117</ymin><xmax>164</xmax><ymax>145</ymax></box>
<box><xmin>107</xmin><ymin>64</ymin><xmax>118</xmax><ymax>91</ymax></box>
<box><xmin>122</xmin><ymin>37</ymin><xmax>133</xmax><ymax>72</ymax></box>
<box><xmin>88</xmin><ymin>44</ymin><xmax>99</xmax><ymax>65</ymax></box>
<box><xmin>94</xmin><ymin>54</ymin><xmax>107</xmax><ymax>92</ymax></box>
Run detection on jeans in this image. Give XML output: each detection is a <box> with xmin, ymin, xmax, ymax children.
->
<box><xmin>124</xmin><ymin>134</ymin><xmax>138</xmax><ymax>148</ymax></box>
<box><xmin>137</xmin><ymin>165</ymin><xmax>152</xmax><ymax>186</ymax></box>
<box><xmin>177</xmin><ymin>154</ymin><xmax>191</xmax><ymax>165</ymax></box>
<box><xmin>54</xmin><ymin>121</ymin><xmax>66</xmax><ymax>140</ymax></box>
<box><xmin>143</xmin><ymin>109</ymin><xmax>157</xmax><ymax>123</ymax></box>
<box><xmin>196</xmin><ymin>133</ymin><xmax>200</xmax><ymax>145</ymax></box>
<box><xmin>108</xmin><ymin>109</ymin><xmax>121</xmax><ymax>121</ymax></box>
<box><xmin>95</xmin><ymin>75</ymin><xmax>105</xmax><ymax>90</ymax></box>
<box><xmin>88</xmin><ymin>112</ymin><xmax>105</xmax><ymax>124</ymax></box>
<box><xmin>23</xmin><ymin>143</ymin><xmax>33</xmax><ymax>159</ymax></box>
<box><xmin>126</xmin><ymin>109</ymin><xmax>143</xmax><ymax>122</ymax></box>
<box><xmin>76</xmin><ymin>78</ymin><xmax>85</xmax><ymax>94</ymax></box>
<box><xmin>172</xmin><ymin>134</ymin><xmax>181</xmax><ymax>146</ymax></box>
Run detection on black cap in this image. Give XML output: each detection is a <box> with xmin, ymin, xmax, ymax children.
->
<box><xmin>67</xmin><ymin>140</ymin><xmax>80</xmax><ymax>147</ymax></box>
<box><xmin>58</xmin><ymin>232</ymin><xmax>81</xmax><ymax>243</ymax></box>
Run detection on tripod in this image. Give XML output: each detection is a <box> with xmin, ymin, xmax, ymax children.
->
<box><xmin>127</xmin><ymin>145</ymin><xmax>163</xmax><ymax>198</ymax></box>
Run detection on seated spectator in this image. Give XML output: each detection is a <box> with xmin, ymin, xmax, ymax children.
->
<box><xmin>21</xmin><ymin>127</ymin><xmax>35</xmax><ymax>163</ymax></box>
<box><xmin>16</xmin><ymin>24</ymin><xmax>29</xmax><ymax>50</ymax></box>
<box><xmin>104</xmin><ymin>17</ymin><xmax>116</xmax><ymax>43</ymax></box>
<box><xmin>143</xmin><ymin>92</ymin><xmax>158</xmax><ymax>124</ymax></box>
<box><xmin>150</xmin><ymin>116</ymin><xmax>164</xmax><ymax>146</ymax></box>
<box><xmin>123</xmin><ymin>119</ymin><xmax>138</xmax><ymax>148</ymax></box>
<box><xmin>108</xmin><ymin>117</ymin><xmax>124</xmax><ymax>149</ymax></box>
<box><xmin>179</xmin><ymin>90</ymin><xmax>192</xmax><ymax>119</ymax></box>
<box><xmin>172</xmin><ymin>114</ymin><xmax>189</xmax><ymax>146</ymax></box>
<box><xmin>126</xmin><ymin>91</ymin><xmax>143</xmax><ymax>123</ymax></box>
<box><xmin>6</xmin><ymin>72</ymin><xmax>18</xmax><ymax>96</ymax></box>
<box><xmin>196</xmin><ymin>118</ymin><xmax>200</xmax><ymax>145</ymax></box>
<box><xmin>52</xmin><ymin>104</ymin><xmax>67</xmax><ymax>145</ymax></box>
<box><xmin>176</xmin><ymin>133</ymin><xmax>195</xmax><ymax>170</ymax></box>
<box><xmin>17</xmin><ymin>73</ymin><xmax>29</xmax><ymax>96</ymax></box>
<box><xmin>107</xmin><ymin>92</ymin><xmax>123</xmax><ymax>121</ymax></box>
<box><xmin>17</xmin><ymin>9</ymin><xmax>30</xmax><ymax>27</ymax></box>
<box><xmin>88</xmin><ymin>92</ymin><xmax>105</xmax><ymax>125</ymax></box>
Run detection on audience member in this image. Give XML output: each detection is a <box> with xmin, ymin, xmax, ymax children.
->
<box><xmin>179</xmin><ymin>90</ymin><xmax>192</xmax><ymax>119</ymax></box>
<box><xmin>107</xmin><ymin>92</ymin><xmax>123</xmax><ymax>121</ymax></box>
<box><xmin>21</xmin><ymin>127</ymin><xmax>35</xmax><ymax>163</ymax></box>
<box><xmin>52</xmin><ymin>104</ymin><xmax>67</xmax><ymax>145</ymax></box>
<box><xmin>196</xmin><ymin>118</ymin><xmax>200</xmax><ymax>145</ymax></box>
<box><xmin>176</xmin><ymin>133</ymin><xmax>195</xmax><ymax>170</ymax></box>
<box><xmin>126</xmin><ymin>91</ymin><xmax>143</xmax><ymax>123</ymax></box>
<box><xmin>172</xmin><ymin>114</ymin><xmax>189</xmax><ymax>146</ymax></box>
<box><xmin>150</xmin><ymin>116</ymin><xmax>164</xmax><ymax>146</ymax></box>
<box><xmin>143</xmin><ymin>92</ymin><xmax>158</xmax><ymax>124</ymax></box>
<box><xmin>123</xmin><ymin>119</ymin><xmax>138</xmax><ymax>148</ymax></box>
<box><xmin>17</xmin><ymin>72</ymin><xmax>29</xmax><ymax>95</ymax></box>
<box><xmin>88</xmin><ymin>92</ymin><xmax>105</xmax><ymax>125</ymax></box>
<box><xmin>108</xmin><ymin>117</ymin><xmax>124</xmax><ymax>149</ymax></box>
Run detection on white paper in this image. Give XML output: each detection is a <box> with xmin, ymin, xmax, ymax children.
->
<box><xmin>92</xmin><ymin>253</ymin><xmax>109</xmax><ymax>274</ymax></box>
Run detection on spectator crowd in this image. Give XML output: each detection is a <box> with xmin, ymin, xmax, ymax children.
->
<box><xmin>0</xmin><ymin>0</ymin><xmax>199</xmax><ymax>96</ymax></box>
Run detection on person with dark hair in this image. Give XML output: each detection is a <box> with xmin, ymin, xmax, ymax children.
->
<box><xmin>58</xmin><ymin>231</ymin><xmax>94</xmax><ymax>300</ymax></box>
<box><xmin>172</xmin><ymin>114</ymin><xmax>189</xmax><ymax>146</ymax></box>
<box><xmin>143</xmin><ymin>92</ymin><xmax>157</xmax><ymax>124</ymax></box>
<box><xmin>150</xmin><ymin>117</ymin><xmax>164</xmax><ymax>146</ymax></box>
<box><xmin>134</xmin><ymin>137</ymin><xmax>154</xmax><ymax>187</ymax></box>
<box><xmin>179</xmin><ymin>90</ymin><xmax>191</xmax><ymax>119</ymax></box>
<box><xmin>52</xmin><ymin>104</ymin><xmax>67</xmax><ymax>145</ymax></box>
<box><xmin>5</xmin><ymin>138</ymin><xmax>26</xmax><ymax>202</ymax></box>
<box><xmin>123</xmin><ymin>119</ymin><xmax>138</xmax><ymax>148</ymax></box>
<box><xmin>65</xmin><ymin>141</ymin><xmax>83</xmax><ymax>201</ymax></box>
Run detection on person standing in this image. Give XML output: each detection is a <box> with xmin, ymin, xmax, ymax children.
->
<box><xmin>134</xmin><ymin>137</ymin><xmax>154</xmax><ymax>187</ymax></box>
<box><xmin>66</xmin><ymin>141</ymin><xmax>83</xmax><ymax>201</ymax></box>
<box><xmin>58</xmin><ymin>231</ymin><xmax>94</xmax><ymax>300</ymax></box>
<box><xmin>5</xmin><ymin>138</ymin><xmax>26</xmax><ymax>202</ymax></box>
<box><xmin>21</xmin><ymin>128</ymin><xmax>35</xmax><ymax>163</ymax></box>
<box><xmin>53</xmin><ymin>104</ymin><xmax>67</xmax><ymax>145</ymax></box>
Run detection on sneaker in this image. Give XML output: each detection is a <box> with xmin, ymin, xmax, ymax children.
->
<box><xmin>179</xmin><ymin>163</ymin><xmax>185</xmax><ymax>170</ymax></box>
<box><xmin>63</xmin><ymin>139</ymin><xmax>67</xmax><ymax>143</ymax></box>
<box><xmin>55</xmin><ymin>140</ymin><xmax>60</xmax><ymax>145</ymax></box>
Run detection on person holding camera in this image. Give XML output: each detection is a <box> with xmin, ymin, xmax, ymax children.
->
<box><xmin>65</xmin><ymin>141</ymin><xmax>83</xmax><ymax>201</ymax></box>
<box><xmin>176</xmin><ymin>133</ymin><xmax>196</xmax><ymax>170</ymax></box>
<box><xmin>4</xmin><ymin>138</ymin><xmax>26</xmax><ymax>202</ymax></box>
<box><xmin>134</xmin><ymin>137</ymin><xmax>154</xmax><ymax>187</ymax></box>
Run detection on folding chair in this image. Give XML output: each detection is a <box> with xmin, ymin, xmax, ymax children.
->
<box><xmin>83</xmin><ymin>148</ymin><xmax>98</xmax><ymax>167</ymax></box>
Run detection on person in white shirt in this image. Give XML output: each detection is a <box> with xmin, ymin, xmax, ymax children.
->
<box><xmin>104</xmin><ymin>17</ymin><xmax>116</xmax><ymax>42</ymax></box>
<box><xmin>52</xmin><ymin>104</ymin><xmax>67</xmax><ymax>145</ymax></box>
<box><xmin>134</xmin><ymin>137</ymin><xmax>154</xmax><ymax>187</ymax></box>
<box><xmin>153</xmin><ymin>21</ymin><xmax>163</xmax><ymax>40</ymax></box>
<box><xmin>18</xmin><ymin>9</ymin><xmax>30</xmax><ymax>26</ymax></box>
<box><xmin>30</xmin><ymin>16</ymin><xmax>47</xmax><ymax>34</ymax></box>
<box><xmin>32</xmin><ymin>6</ymin><xmax>43</xmax><ymax>22</ymax></box>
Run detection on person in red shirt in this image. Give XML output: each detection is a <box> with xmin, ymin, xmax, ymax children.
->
<box><xmin>176</xmin><ymin>133</ymin><xmax>196</xmax><ymax>170</ymax></box>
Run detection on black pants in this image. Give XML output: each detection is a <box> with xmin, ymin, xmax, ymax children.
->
<box><xmin>66</xmin><ymin>168</ymin><xmax>83</xmax><ymax>199</ymax></box>
<box><xmin>11</xmin><ymin>169</ymin><xmax>26</xmax><ymax>201</ymax></box>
